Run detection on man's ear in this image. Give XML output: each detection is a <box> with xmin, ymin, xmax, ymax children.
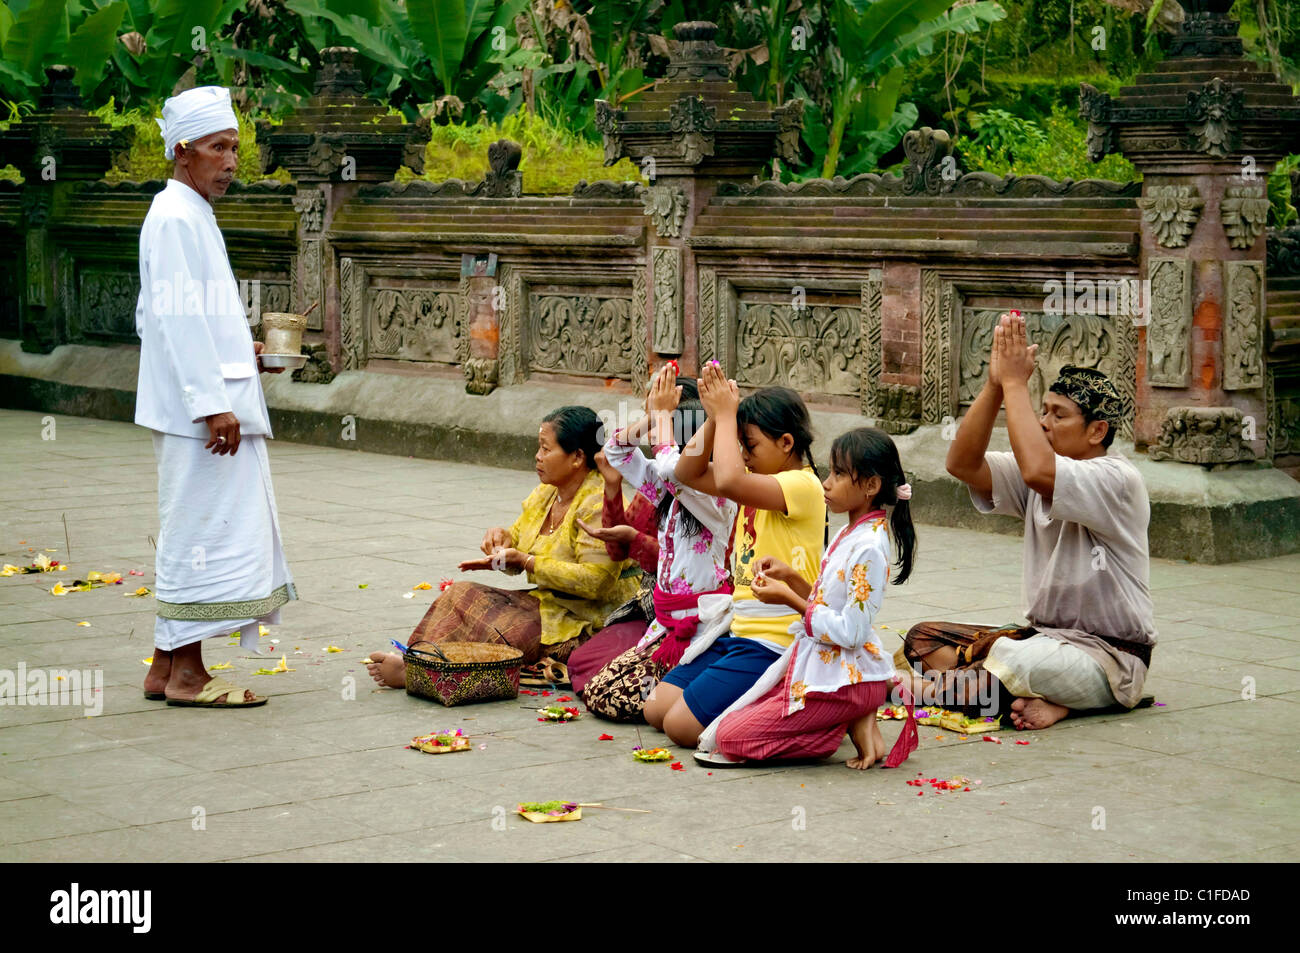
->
<box><xmin>1087</xmin><ymin>419</ymin><xmax>1109</xmax><ymax>446</ymax></box>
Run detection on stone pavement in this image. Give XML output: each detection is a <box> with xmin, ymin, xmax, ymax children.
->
<box><xmin>0</xmin><ymin>408</ymin><xmax>1297</xmax><ymax>863</ymax></box>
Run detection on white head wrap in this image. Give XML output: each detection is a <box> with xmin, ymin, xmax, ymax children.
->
<box><xmin>156</xmin><ymin>86</ymin><xmax>240</xmax><ymax>160</ymax></box>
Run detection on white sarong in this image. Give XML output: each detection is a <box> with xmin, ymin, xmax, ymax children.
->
<box><xmin>151</xmin><ymin>431</ymin><xmax>296</xmax><ymax>652</ymax></box>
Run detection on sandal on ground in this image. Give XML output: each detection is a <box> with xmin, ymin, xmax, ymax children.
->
<box><xmin>520</xmin><ymin>658</ymin><xmax>570</xmax><ymax>688</ymax></box>
<box><xmin>165</xmin><ymin>676</ymin><xmax>267</xmax><ymax>708</ymax></box>
<box><xmin>693</xmin><ymin>749</ymin><xmax>747</xmax><ymax>768</ymax></box>
<box><xmin>143</xmin><ymin>690</ymin><xmax>166</xmax><ymax>701</ymax></box>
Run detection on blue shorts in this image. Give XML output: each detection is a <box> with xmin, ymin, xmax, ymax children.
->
<box><xmin>661</xmin><ymin>636</ymin><xmax>782</xmax><ymax>727</ymax></box>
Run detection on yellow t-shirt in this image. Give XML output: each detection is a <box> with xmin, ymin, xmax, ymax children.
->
<box><xmin>731</xmin><ymin>467</ymin><xmax>826</xmax><ymax>649</ymax></box>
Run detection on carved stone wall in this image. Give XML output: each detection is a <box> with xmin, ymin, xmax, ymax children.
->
<box><xmin>76</xmin><ymin>268</ymin><xmax>138</xmax><ymax>339</ymax></box>
<box><xmin>861</xmin><ymin>270</ymin><xmax>883</xmax><ymax>417</ymax></box>
<box><xmin>368</xmin><ymin>282</ymin><xmax>460</xmax><ymax>363</ymax></box>
<box><xmin>1148</xmin><ymin>405</ymin><xmax>1256</xmax><ymax>464</ymax></box>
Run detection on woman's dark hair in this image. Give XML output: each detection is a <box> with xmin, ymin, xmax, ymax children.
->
<box><xmin>655</xmin><ymin>382</ymin><xmax>706</xmax><ymax>539</ymax></box>
<box><xmin>542</xmin><ymin>406</ymin><xmax>601</xmax><ymax>469</ymax></box>
<box><xmin>829</xmin><ymin>427</ymin><xmax>917</xmax><ymax>585</ymax></box>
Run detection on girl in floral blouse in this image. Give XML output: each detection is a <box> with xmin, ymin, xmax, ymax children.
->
<box><xmin>697</xmin><ymin>427</ymin><xmax>920</xmax><ymax>769</ymax></box>
<box><xmin>592</xmin><ymin>366</ymin><xmax>738</xmax><ymax>686</ymax></box>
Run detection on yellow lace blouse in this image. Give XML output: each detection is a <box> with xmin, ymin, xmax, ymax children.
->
<box><xmin>511</xmin><ymin>470</ymin><xmax>641</xmax><ymax>646</ymax></box>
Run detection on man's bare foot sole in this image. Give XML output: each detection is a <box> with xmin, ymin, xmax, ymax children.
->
<box><xmin>366</xmin><ymin>651</ymin><xmax>406</xmax><ymax>689</ymax></box>
<box><xmin>1009</xmin><ymin>696</ymin><xmax>1069</xmax><ymax>730</ymax></box>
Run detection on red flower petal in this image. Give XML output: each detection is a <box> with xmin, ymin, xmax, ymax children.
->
<box><xmin>598</xmin><ymin>733</ymin><xmax>614</xmax><ymax>741</ymax></box>
<box><xmin>557</xmin><ymin>695</ymin><xmax>573</xmax><ymax>702</ymax></box>
<box><xmin>670</xmin><ymin>762</ymin><xmax>685</xmax><ymax>771</ymax></box>
<box><xmin>1015</xmin><ymin>740</ymin><xmax>1030</xmax><ymax>745</ymax></box>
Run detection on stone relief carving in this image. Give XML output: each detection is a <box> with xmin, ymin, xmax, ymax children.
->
<box><xmin>642</xmin><ymin>185</ymin><xmax>688</xmax><ymax>238</ymax></box>
<box><xmin>861</xmin><ymin>272</ymin><xmax>883</xmax><ymax>418</ymax></box>
<box><xmin>530</xmin><ymin>293</ymin><xmax>635</xmax><ymax>378</ymax></box>
<box><xmin>1221</xmin><ymin>185</ymin><xmax>1269</xmax><ymax>250</ymax></box>
<box><xmin>464</xmin><ymin>357</ymin><xmax>499</xmax><ymax>395</ymax></box>
<box><xmin>339</xmin><ymin>257</ymin><xmax>361</xmax><ymax>370</ymax></box>
<box><xmin>368</xmin><ymin>286</ymin><xmax>459</xmax><ymax>362</ymax></box>
<box><xmin>1148</xmin><ymin>406</ymin><xmax>1255</xmax><ymax>464</ymax></box>
<box><xmin>25</xmin><ymin>231</ymin><xmax>45</xmax><ymax>307</ymax></box>
<box><xmin>630</xmin><ymin>267</ymin><xmax>649</xmax><ymax>395</ymax></box>
<box><xmin>299</xmin><ymin>240</ymin><xmax>324</xmax><ymax>321</ymax></box>
<box><xmin>1137</xmin><ymin>185</ymin><xmax>1204</xmax><ymax>248</ymax></box>
<box><xmin>594</xmin><ymin>100</ymin><xmax>625</xmax><ymax>166</ymax></box>
<box><xmin>292</xmin><ymin>189</ymin><xmax>325</xmax><ymax>232</ymax></box>
<box><xmin>959</xmin><ymin>309</ymin><xmax>1114</xmax><ymax>412</ymax></box>
<box><xmin>292</xmin><ymin>343</ymin><xmax>335</xmax><ymax>384</ymax></box>
<box><xmin>497</xmin><ymin>265</ymin><xmax>524</xmax><ymax>385</ymax></box>
<box><xmin>652</xmin><ymin>247</ymin><xmax>683</xmax><ymax>355</ymax></box>
<box><xmin>1267</xmin><ymin>226</ymin><xmax>1300</xmax><ymax>276</ymax></box>
<box><xmin>79</xmin><ymin>269</ymin><xmax>139</xmax><ymax>338</ymax></box>
<box><xmin>1186</xmin><ymin>78</ymin><xmax>1243</xmax><ymax>157</ymax></box>
<box><xmin>901</xmin><ymin>127</ymin><xmax>953</xmax><ymax>196</ymax></box>
<box><xmin>876</xmin><ymin>384</ymin><xmax>921</xmax><ymax>434</ymax></box>
<box><xmin>734</xmin><ymin>302</ymin><xmax>861</xmax><ymax>396</ymax></box>
<box><xmin>1223</xmin><ymin>260</ymin><xmax>1264</xmax><ymax>390</ymax></box>
<box><xmin>1146</xmin><ymin>258</ymin><xmax>1192</xmax><ymax>387</ymax></box>
<box><xmin>920</xmin><ymin>270</ymin><xmax>943</xmax><ymax>424</ymax></box>
<box><xmin>698</xmin><ymin>266</ymin><xmax>717</xmax><ymax>367</ymax></box>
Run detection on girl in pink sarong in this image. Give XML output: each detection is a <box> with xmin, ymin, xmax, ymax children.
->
<box><xmin>698</xmin><ymin>427</ymin><xmax>920</xmax><ymax>769</ymax></box>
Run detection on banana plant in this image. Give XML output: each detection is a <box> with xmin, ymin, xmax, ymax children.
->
<box><xmin>0</xmin><ymin>0</ymin><xmax>131</xmax><ymax>98</ymax></box>
<box><xmin>820</xmin><ymin>0</ymin><xmax>1006</xmax><ymax>178</ymax></box>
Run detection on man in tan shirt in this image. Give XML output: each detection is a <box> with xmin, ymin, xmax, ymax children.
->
<box><xmin>903</xmin><ymin>312</ymin><xmax>1156</xmax><ymax>729</ymax></box>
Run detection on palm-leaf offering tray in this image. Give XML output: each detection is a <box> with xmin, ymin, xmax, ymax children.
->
<box><xmin>516</xmin><ymin>800</ymin><xmax>582</xmax><ymax>823</ymax></box>
<box><xmin>631</xmin><ymin>747</ymin><xmax>673</xmax><ymax>762</ymax></box>
<box><xmin>878</xmin><ymin>705</ymin><xmax>1002</xmax><ymax>734</ymax></box>
<box><xmin>409</xmin><ymin>728</ymin><xmax>473</xmax><ymax>754</ymax></box>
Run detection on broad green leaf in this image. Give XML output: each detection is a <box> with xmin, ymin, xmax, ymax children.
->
<box><xmin>142</xmin><ymin>0</ymin><xmax>223</xmax><ymax>97</ymax></box>
<box><xmin>209</xmin><ymin>42</ymin><xmax>306</xmax><ymax>74</ymax></box>
<box><xmin>3</xmin><ymin>0</ymin><xmax>67</xmax><ymax>80</ymax></box>
<box><xmin>323</xmin><ymin>0</ymin><xmax>380</xmax><ymax>20</ymax></box>
<box><xmin>65</xmin><ymin>1</ymin><xmax>127</xmax><ymax>93</ymax></box>
<box><xmin>862</xmin><ymin>66</ymin><xmax>904</xmax><ymax>130</ymax></box>
<box><xmin>0</xmin><ymin>4</ymin><xmax>14</xmax><ymax>51</ymax></box>
<box><xmin>407</xmin><ymin>0</ymin><xmax>468</xmax><ymax>94</ymax></box>
<box><xmin>292</xmin><ymin>1</ymin><xmax>409</xmax><ymax>74</ymax></box>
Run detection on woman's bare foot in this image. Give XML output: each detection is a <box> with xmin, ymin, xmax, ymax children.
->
<box><xmin>144</xmin><ymin>650</ymin><xmax>172</xmax><ymax>696</ymax></box>
<box><xmin>366</xmin><ymin>651</ymin><xmax>405</xmax><ymax>688</ymax></box>
<box><xmin>847</xmin><ymin>713</ymin><xmax>887</xmax><ymax>769</ymax></box>
<box><xmin>1009</xmin><ymin>696</ymin><xmax>1069</xmax><ymax>730</ymax></box>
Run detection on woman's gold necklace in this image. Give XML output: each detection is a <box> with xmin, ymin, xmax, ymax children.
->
<box><xmin>545</xmin><ymin>488</ymin><xmax>574</xmax><ymax>535</ymax></box>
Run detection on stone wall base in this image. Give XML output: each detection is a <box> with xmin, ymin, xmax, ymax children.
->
<box><xmin>3</xmin><ymin>340</ymin><xmax>1297</xmax><ymax>563</ymax></box>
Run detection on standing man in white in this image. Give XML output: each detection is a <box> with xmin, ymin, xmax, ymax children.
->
<box><xmin>136</xmin><ymin>86</ymin><xmax>296</xmax><ymax>708</ymax></box>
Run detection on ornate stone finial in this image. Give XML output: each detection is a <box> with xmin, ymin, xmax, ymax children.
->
<box><xmin>664</xmin><ymin>21</ymin><xmax>730</xmax><ymax>82</ymax></box>
<box><xmin>1137</xmin><ymin>185</ymin><xmax>1204</xmax><ymax>247</ymax></box>
<box><xmin>1148</xmin><ymin>406</ymin><xmax>1256</xmax><ymax>464</ymax></box>
<box><xmin>1168</xmin><ymin>0</ymin><xmax>1243</xmax><ymax>59</ymax></box>
<box><xmin>1221</xmin><ymin>185</ymin><xmax>1270</xmax><ymax>250</ymax></box>
<box><xmin>1078</xmin><ymin>83</ymin><xmax>1115</xmax><ymax>162</ymax></box>
<box><xmin>901</xmin><ymin>127</ymin><xmax>953</xmax><ymax>196</ymax></box>
<box><xmin>40</xmin><ymin>66</ymin><xmax>82</xmax><ymax>110</ymax></box>
<box><xmin>669</xmin><ymin>95</ymin><xmax>718</xmax><ymax>165</ymax></box>
<box><xmin>485</xmin><ymin>138</ymin><xmax>523</xmax><ymax>197</ymax></box>
<box><xmin>314</xmin><ymin>47</ymin><xmax>367</xmax><ymax>96</ymax></box>
<box><xmin>292</xmin><ymin>189</ymin><xmax>326</xmax><ymax>232</ymax></box>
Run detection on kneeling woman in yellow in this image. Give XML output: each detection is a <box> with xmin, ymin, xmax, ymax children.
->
<box><xmin>643</xmin><ymin>363</ymin><xmax>827</xmax><ymax>747</ymax></box>
<box><xmin>366</xmin><ymin>406</ymin><xmax>641</xmax><ymax>689</ymax></box>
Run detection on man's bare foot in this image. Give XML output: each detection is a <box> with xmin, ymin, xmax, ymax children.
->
<box><xmin>1009</xmin><ymin>696</ymin><xmax>1069</xmax><ymax>730</ymax></box>
<box><xmin>366</xmin><ymin>651</ymin><xmax>405</xmax><ymax>688</ymax></box>
<box><xmin>144</xmin><ymin>651</ymin><xmax>172</xmax><ymax>696</ymax></box>
<box><xmin>847</xmin><ymin>713</ymin><xmax>887</xmax><ymax>769</ymax></box>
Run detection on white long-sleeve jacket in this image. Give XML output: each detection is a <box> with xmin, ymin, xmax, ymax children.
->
<box><xmin>134</xmin><ymin>179</ymin><xmax>272</xmax><ymax>438</ymax></box>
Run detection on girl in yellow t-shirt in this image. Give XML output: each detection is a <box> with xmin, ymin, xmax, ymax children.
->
<box><xmin>645</xmin><ymin>362</ymin><xmax>826</xmax><ymax>747</ymax></box>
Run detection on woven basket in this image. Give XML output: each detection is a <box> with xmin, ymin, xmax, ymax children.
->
<box><xmin>404</xmin><ymin>641</ymin><xmax>524</xmax><ymax>706</ymax></box>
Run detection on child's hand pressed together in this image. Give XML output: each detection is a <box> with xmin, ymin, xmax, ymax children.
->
<box><xmin>698</xmin><ymin>361</ymin><xmax>739</xmax><ymax>418</ymax></box>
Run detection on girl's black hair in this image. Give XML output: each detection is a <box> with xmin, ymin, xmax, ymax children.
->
<box><xmin>829</xmin><ymin>427</ymin><xmax>916</xmax><ymax>585</ymax></box>
<box><xmin>736</xmin><ymin>386</ymin><xmax>827</xmax><ymax>545</ymax></box>
<box><xmin>655</xmin><ymin>377</ymin><xmax>706</xmax><ymax>539</ymax></box>
<box><xmin>542</xmin><ymin>406</ymin><xmax>601</xmax><ymax>469</ymax></box>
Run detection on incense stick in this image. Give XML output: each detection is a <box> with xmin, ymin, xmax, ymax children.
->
<box><xmin>62</xmin><ymin>512</ymin><xmax>71</xmax><ymax>559</ymax></box>
<box><xmin>577</xmin><ymin>803</ymin><xmax>652</xmax><ymax>814</ymax></box>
